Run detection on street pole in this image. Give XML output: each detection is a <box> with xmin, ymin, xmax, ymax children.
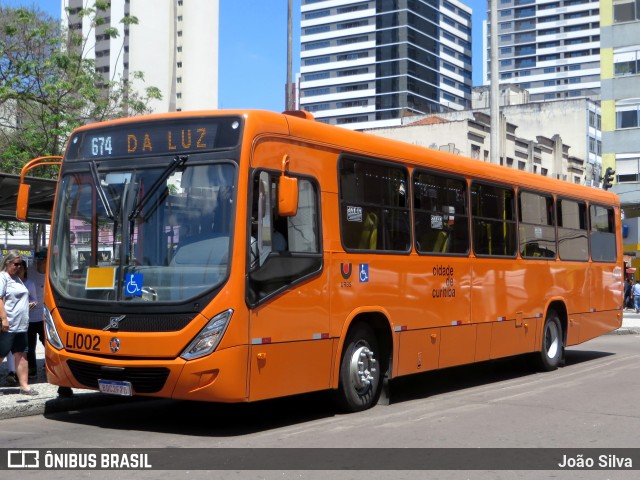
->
<box><xmin>490</xmin><ymin>0</ymin><xmax>500</xmax><ymax>164</ymax></box>
<box><xmin>286</xmin><ymin>0</ymin><xmax>293</xmax><ymax>111</ymax></box>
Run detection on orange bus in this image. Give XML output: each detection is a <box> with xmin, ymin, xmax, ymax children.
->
<box><xmin>17</xmin><ymin>110</ymin><xmax>623</xmax><ymax>412</ymax></box>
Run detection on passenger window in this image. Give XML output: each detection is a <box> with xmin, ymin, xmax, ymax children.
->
<box><xmin>590</xmin><ymin>204</ymin><xmax>617</xmax><ymax>262</ymax></box>
<box><xmin>557</xmin><ymin>198</ymin><xmax>588</xmax><ymax>261</ymax></box>
<box><xmin>519</xmin><ymin>191</ymin><xmax>556</xmax><ymax>259</ymax></box>
<box><xmin>413</xmin><ymin>170</ymin><xmax>469</xmax><ymax>255</ymax></box>
<box><xmin>339</xmin><ymin>156</ymin><xmax>410</xmax><ymax>252</ymax></box>
<box><xmin>471</xmin><ymin>183</ymin><xmax>517</xmax><ymax>257</ymax></box>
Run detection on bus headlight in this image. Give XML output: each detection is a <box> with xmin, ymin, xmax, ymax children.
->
<box><xmin>181</xmin><ymin>309</ymin><xmax>233</xmax><ymax>360</ymax></box>
<box><xmin>44</xmin><ymin>306</ymin><xmax>64</xmax><ymax>350</ymax></box>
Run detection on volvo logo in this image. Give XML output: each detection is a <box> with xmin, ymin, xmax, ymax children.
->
<box><xmin>103</xmin><ymin>315</ymin><xmax>126</xmax><ymax>331</ymax></box>
<box><xmin>109</xmin><ymin>337</ymin><xmax>121</xmax><ymax>353</ymax></box>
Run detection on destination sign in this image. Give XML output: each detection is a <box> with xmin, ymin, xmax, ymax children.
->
<box><xmin>65</xmin><ymin>117</ymin><xmax>242</xmax><ymax>161</ymax></box>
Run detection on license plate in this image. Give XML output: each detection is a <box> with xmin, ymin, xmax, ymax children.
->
<box><xmin>98</xmin><ymin>379</ymin><xmax>133</xmax><ymax>396</ymax></box>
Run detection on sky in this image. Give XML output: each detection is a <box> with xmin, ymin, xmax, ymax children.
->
<box><xmin>3</xmin><ymin>0</ymin><xmax>487</xmax><ymax>112</ymax></box>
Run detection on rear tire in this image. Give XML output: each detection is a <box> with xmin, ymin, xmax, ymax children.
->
<box><xmin>537</xmin><ymin>310</ymin><xmax>563</xmax><ymax>371</ymax></box>
<box><xmin>335</xmin><ymin>323</ymin><xmax>382</xmax><ymax>412</ymax></box>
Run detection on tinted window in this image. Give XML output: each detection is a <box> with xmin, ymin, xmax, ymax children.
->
<box><xmin>590</xmin><ymin>204</ymin><xmax>617</xmax><ymax>262</ymax></box>
<box><xmin>557</xmin><ymin>198</ymin><xmax>589</xmax><ymax>261</ymax></box>
<box><xmin>339</xmin><ymin>157</ymin><xmax>410</xmax><ymax>252</ymax></box>
<box><xmin>413</xmin><ymin>170</ymin><xmax>469</xmax><ymax>255</ymax></box>
<box><xmin>471</xmin><ymin>183</ymin><xmax>517</xmax><ymax>257</ymax></box>
<box><xmin>519</xmin><ymin>191</ymin><xmax>556</xmax><ymax>259</ymax></box>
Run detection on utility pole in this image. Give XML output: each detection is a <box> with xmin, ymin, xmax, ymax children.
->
<box><xmin>489</xmin><ymin>0</ymin><xmax>500</xmax><ymax>164</ymax></box>
<box><xmin>286</xmin><ymin>0</ymin><xmax>293</xmax><ymax>111</ymax></box>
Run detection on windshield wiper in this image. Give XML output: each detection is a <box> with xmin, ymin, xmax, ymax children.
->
<box><xmin>90</xmin><ymin>161</ymin><xmax>115</xmax><ymax>220</ymax></box>
<box><xmin>128</xmin><ymin>155</ymin><xmax>188</xmax><ymax>221</ymax></box>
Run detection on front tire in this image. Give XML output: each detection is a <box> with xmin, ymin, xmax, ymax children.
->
<box><xmin>335</xmin><ymin>323</ymin><xmax>382</xmax><ymax>412</ymax></box>
<box><xmin>537</xmin><ymin>310</ymin><xmax>563</xmax><ymax>371</ymax></box>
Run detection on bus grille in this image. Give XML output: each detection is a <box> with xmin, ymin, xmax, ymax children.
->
<box><xmin>67</xmin><ymin>360</ymin><xmax>170</xmax><ymax>393</ymax></box>
<box><xmin>58</xmin><ymin>308</ymin><xmax>195</xmax><ymax>332</ymax></box>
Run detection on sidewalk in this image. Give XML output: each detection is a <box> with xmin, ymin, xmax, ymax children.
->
<box><xmin>0</xmin><ymin>341</ymin><xmax>135</xmax><ymax>420</ymax></box>
<box><xmin>614</xmin><ymin>309</ymin><xmax>640</xmax><ymax>334</ymax></box>
<box><xmin>1</xmin><ymin>312</ymin><xmax>639</xmax><ymax>420</ymax></box>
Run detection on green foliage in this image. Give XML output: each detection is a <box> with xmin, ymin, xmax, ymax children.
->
<box><xmin>0</xmin><ymin>2</ymin><xmax>163</xmax><ymax>176</ymax></box>
<box><xmin>0</xmin><ymin>221</ymin><xmax>21</xmax><ymax>237</ymax></box>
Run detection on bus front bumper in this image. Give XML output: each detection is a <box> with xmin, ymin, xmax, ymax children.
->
<box><xmin>45</xmin><ymin>344</ymin><xmax>250</xmax><ymax>403</ymax></box>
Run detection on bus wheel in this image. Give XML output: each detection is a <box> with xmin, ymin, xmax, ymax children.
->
<box><xmin>537</xmin><ymin>310</ymin><xmax>563</xmax><ymax>371</ymax></box>
<box><xmin>335</xmin><ymin>323</ymin><xmax>381</xmax><ymax>412</ymax></box>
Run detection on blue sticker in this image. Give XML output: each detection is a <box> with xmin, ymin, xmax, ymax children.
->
<box><xmin>124</xmin><ymin>273</ymin><xmax>143</xmax><ymax>297</ymax></box>
<box><xmin>359</xmin><ymin>264</ymin><xmax>369</xmax><ymax>283</ymax></box>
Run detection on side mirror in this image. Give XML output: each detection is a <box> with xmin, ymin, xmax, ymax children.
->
<box><xmin>278</xmin><ymin>155</ymin><xmax>298</xmax><ymax>217</ymax></box>
<box><xmin>15</xmin><ymin>155</ymin><xmax>62</xmax><ymax>221</ymax></box>
<box><xmin>16</xmin><ymin>183</ymin><xmax>31</xmax><ymax>222</ymax></box>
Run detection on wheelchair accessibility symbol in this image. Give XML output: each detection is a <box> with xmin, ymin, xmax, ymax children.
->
<box><xmin>124</xmin><ymin>273</ymin><xmax>143</xmax><ymax>297</ymax></box>
<box><xmin>359</xmin><ymin>264</ymin><xmax>369</xmax><ymax>283</ymax></box>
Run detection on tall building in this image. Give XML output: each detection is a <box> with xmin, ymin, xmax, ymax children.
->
<box><xmin>484</xmin><ymin>0</ymin><xmax>601</xmax><ymax>102</ymax></box>
<box><xmin>63</xmin><ymin>0</ymin><xmax>219</xmax><ymax>113</ymax></box>
<box><xmin>299</xmin><ymin>0</ymin><xmax>473</xmax><ymax>130</ymax></box>
<box><xmin>601</xmin><ymin>0</ymin><xmax>640</xmax><ymax>268</ymax></box>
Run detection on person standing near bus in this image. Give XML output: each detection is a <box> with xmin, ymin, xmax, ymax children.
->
<box><xmin>0</xmin><ymin>250</ymin><xmax>39</xmax><ymax>396</ymax></box>
<box><xmin>27</xmin><ymin>251</ymin><xmax>46</xmax><ymax>378</ymax></box>
<box><xmin>624</xmin><ymin>278</ymin><xmax>633</xmax><ymax>310</ymax></box>
<box><xmin>633</xmin><ymin>279</ymin><xmax>640</xmax><ymax>313</ymax></box>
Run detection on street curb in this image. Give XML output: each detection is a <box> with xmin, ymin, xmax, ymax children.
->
<box><xmin>0</xmin><ymin>392</ymin><xmax>141</xmax><ymax>420</ymax></box>
<box><xmin>608</xmin><ymin>327</ymin><xmax>640</xmax><ymax>335</ymax></box>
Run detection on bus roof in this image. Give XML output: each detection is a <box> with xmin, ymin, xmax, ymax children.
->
<box><xmin>69</xmin><ymin>109</ymin><xmax>618</xmax><ymax>206</ymax></box>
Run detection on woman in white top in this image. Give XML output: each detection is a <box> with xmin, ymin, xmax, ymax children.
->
<box><xmin>0</xmin><ymin>250</ymin><xmax>38</xmax><ymax>396</ymax></box>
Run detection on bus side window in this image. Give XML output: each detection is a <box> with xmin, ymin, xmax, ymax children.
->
<box><xmin>248</xmin><ymin>171</ymin><xmax>322</xmax><ymax>305</ymax></box>
<box><xmin>339</xmin><ymin>155</ymin><xmax>410</xmax><ymax>252</ymax></box>
<box><xmin>250</xmin><ymin>172</ymin><xmax>273</xmax><ymax>269</ymax></box>
<box><xmin>471</xmin><ymin>182</ymin><xmax>517</xmax><ymax>257</ymax></box>
<box><xmin>590</xmin><ymin>204</ymin><xmax>617</xmax><ymax>262</ymax></box>
<box><xmin>413</xmin><ymin>170</ymin><xmax>469</xmax><ymax>255</ymax></box>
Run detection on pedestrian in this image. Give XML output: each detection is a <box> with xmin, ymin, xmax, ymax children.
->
<box><xmin>624</xmin><ymin>278</ymin><xmax>633</xmax><ymax>310</ymax></box>
<box><xmin>0</xmin><ymin>250</ymin><xmax>39</xmax><ymax>395</ymax></box>
<box><xmin>633</xmin><ymin>278</ymin><xmax>640</xmax><ymax>314</ymax></box>
<box><xmin>27</xmin><ymin>251</ymin><xmax>46</xmax><ymax>378</ymax></box>
<box><xmin>2</xmin><ymin>351</ymin><xmax>17</xmax><ymax>386</ymax></box>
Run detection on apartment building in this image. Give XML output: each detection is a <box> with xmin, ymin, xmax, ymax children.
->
<box><xmin>299</xmin><ymin>0</ymin><xmax>473</xmax><ymax>129</ymax></box>
<box><xmin>484</xmin><ymin>0</ymin><xmax>601</xmax><ymax>102</ymax></box>
<box><xmin>600</xmin><ymin>0</ymin><xmax>640</xmax><ymax>267</ymax></box>
<box><xmin>63</xmin><ymin>0</ymin><xmax>219</xmax><ymax>113</ymax></box>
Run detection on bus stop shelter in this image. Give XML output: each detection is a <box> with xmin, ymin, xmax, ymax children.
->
<box><xmin>0</xmin><ymin>173</ymin><xmax>56</xmax><ymax>223</ymax></box>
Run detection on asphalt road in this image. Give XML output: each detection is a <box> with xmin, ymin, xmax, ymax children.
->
<box><xmin>1</xmin><ymin>332</ymin><xmax>639</xmax><ymax>480</ymax></box>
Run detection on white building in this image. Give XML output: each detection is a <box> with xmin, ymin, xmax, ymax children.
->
<box><xmin>484</xmin><ymin>0</ymin><xmax>601</xmax><ymax>102</ymax></box>
<box><xmin>364</xmin><ymin>94</ymin><xmax>600</xmax><ymax>185</ymax></box>
<box><xmin>63</xmin><ymin>0</ymin><xmax>219</xmax><ymax>113</ymax></box>
<box><xmin>299</xmin><ymin>0</ymin><xmax>473</xmax><ymax>130</ymax></box>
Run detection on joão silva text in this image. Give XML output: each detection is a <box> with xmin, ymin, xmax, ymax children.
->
<box><xmin>558</xmin><ymin>454</ymin><xmax>632</xmax><ymax>469</ymax></box>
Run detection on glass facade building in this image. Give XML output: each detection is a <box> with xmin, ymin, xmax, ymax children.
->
<box><xmin>300</xmin><ymin>0</ymin><xmax>473</xmax><ymax>129</ymax></box>
<box><xmin>485</xmin><ymin>0</ymin><xmax>601</xmax><ymax>102</ymax></box>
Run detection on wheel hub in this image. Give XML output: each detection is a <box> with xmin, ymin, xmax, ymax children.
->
<box><xmin>546</xmin><ymin>322</ymin><xmax>559</xmax><ymax>358</ymax></box>
<box><xmin>349</xmin><ymin>345</ymin><xmax>377</xmax><ymax>392</ymax></box>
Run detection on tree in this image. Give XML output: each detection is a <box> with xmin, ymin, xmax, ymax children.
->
<box><xmin>0</xmin><ymin>2</ymin><xmax>162</xmax><ymax>249</ymax></box>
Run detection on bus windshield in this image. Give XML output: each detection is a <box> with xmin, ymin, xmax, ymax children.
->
<box><xmin>50</xmin><ymin>159</ymin><xmax>236</xmax><ymax>303</ymax></box>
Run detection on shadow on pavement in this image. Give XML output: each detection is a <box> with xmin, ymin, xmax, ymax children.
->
<box><xmin>43</xmin><ymin>348</ymin><xmax>614</xmax><ymax>437</ymax></box>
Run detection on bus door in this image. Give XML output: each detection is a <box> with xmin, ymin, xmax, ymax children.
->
<box><xmin>585</xmin><ymin>204</ymin><xmax>622</xmax><ymax>340</ymax></box>
<box><xmin>246</xmin><ymin>169</ymin><xmax>330</xmax><ymax>401</ymax></box>
<box><xmin>470</xmin><ymin>183</ymin><xmax>538</xmax><ymax>359</ymax></box>
<box><xmin>409</xmin><ymin>169</ymin><xmax>473</xmax><ymax>371</ymax></box>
